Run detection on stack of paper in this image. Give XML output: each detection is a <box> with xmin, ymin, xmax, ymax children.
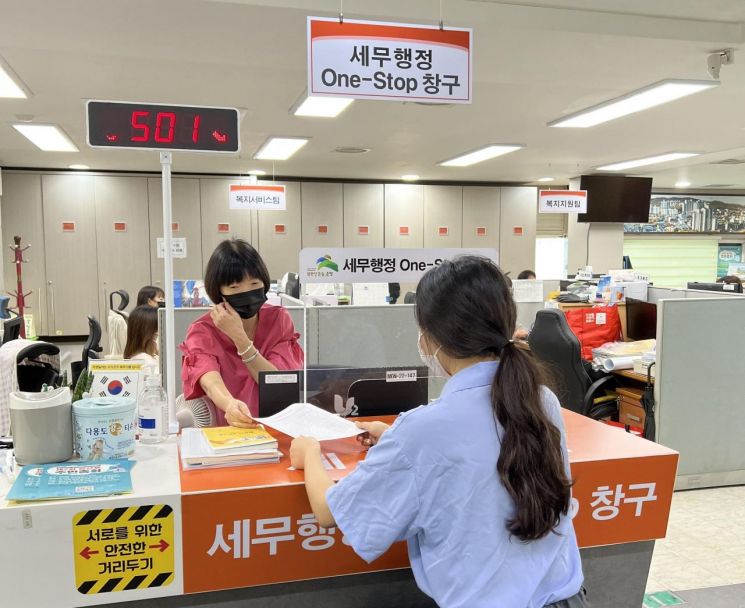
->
<box><xmin>180</xmin><ymin>426</ymin><xmax>280</xmax><ymax>469</ymax></box>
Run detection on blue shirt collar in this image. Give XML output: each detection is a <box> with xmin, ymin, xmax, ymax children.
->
<box><xmin>440</xmin><ymin>360</ymin><xmax>498</xmax><ymax>398</ymax></box>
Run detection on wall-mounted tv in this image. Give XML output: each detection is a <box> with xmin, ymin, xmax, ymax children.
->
<box><xmin>578</xmin><ymin>175</ymin><xmax>653</xmax><ymax>223</ymax></box>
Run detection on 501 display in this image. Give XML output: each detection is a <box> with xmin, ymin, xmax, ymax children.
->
<box><xmin>86</xmin><ymin>101</ymin><xmax>240</xmax><ymax>152</ymax></box>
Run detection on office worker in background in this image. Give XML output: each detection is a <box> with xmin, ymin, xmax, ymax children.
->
<box><xmin>180</xmin><ymin>239</ymin><xmax>304</xmax><ymax>427</ymax></box>
<box><xmin>518</xmin><ymin>269</ymin><xmax>537</xmax><ymax>280</ymax></box>
<box><xmin>124</xmin><ymin>305</ymin><xmax>159</xmax><ymax>368</ymax></box>
<box><xmin>137</xmin><ymin>285</ymin><xmax>166</xmax><ymax>308</ymax></box>
<box><xmin>716</xmin><ymin>275</ymin><xmax>742</xmax><ymax>286</ymax></box>
<box><xmin>290</xmin><ymin>256</ymin><xmax>585</xmax><ymax>608</ymax></box>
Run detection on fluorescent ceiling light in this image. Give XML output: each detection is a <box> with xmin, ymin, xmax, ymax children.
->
<box><xmin>675</xmin><ymin>180</ymin><xmax>692</xmax><ymax>188</ymax></box>
<box><xmin>401</xmin><ymin>174</ymin><xmax>420</xmax><ymax>181</ymax></box>
<box><xmin>247</xmin><ymin>169</ymin><xmax>266</xmax><ymax>176</ymax></box>
<box><xmin>439</xmin><ymin>144</ymin><xmax>523</xmax><ymax>167</ymax></box>
<box><xmin>254</xmin><ymin>137</ymin><xmax>308</xmax><ymax>160</ymax></box>
<box><xmin>13</xmin><ymin>124</ymin><xmax>78</xmax><ymax>152</ymax></box>
<box><xmin>294</xmin><ymin>96</ymin><xmax>353</xmax><ymax>118</ymax></box>
<box><xmin>596</xmin><ymin>152</ymin><xmax>699</xmax><ymax>172</ymax></box>
<box><xmin>68</xmin><ymin>164</ymin><xmax>89</xmax><ymax>170</ymax></box>
<box><xmin>0</xmin><ymin>59</ymin><xmax>27</xmax><ymax>98</ymax></box>
<box><xmin>549</xmin><ymin>79</ymin><xmax>718</xmax><ymax>128</ymax></box>
<box><xmin>537</xmin><ymin>177</ymin><xmax>555</xmax><ymax>182</ymax></box>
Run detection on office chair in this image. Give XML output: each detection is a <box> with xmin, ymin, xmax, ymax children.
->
<box><xmin>285</xmin><ymin>273</ymin><xmax>300</xmax><ymax>299</ymax></box>
<box><xmin>16</xmin><ymin>342</ymin><xmax>61</xmax><ymax>392</ymax></box>
<box><xmin>81</xmin><ymin>315</ymin><xmax>103</xmax><ymax>370</ymax></box>
<box><xmin>109</xmin><ymin>290</ymin><xmax>130</xmax><ymax>314</ymax></box>
<box><xmin>0</xmin><ymin>296</ymin><xmax>11</xmax><ymax>320</ymax></box>
<box><xmin>3</xmin><ymin>316</ymin><xmax>23</xmax><ymax>344</ymax></box>
<box><xmin>403</xmin><ymin>292</ymin><xmax>416</xmax><ymax>304</ymax></box>
<box><xmin>528</xmin><ymin>309</ymin><xmax>617</xmax><ymax>420</ymax></box>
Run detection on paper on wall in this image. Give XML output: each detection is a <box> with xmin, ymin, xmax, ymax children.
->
<box><xmin>255</xmin><ymin>402</ymin><xmax>364</xmax><ymax>441</ymax></box>
<box><xmin>512</xmin><ymin>280</ymin><xmax>544</xmax><ymax>303</ymax></box>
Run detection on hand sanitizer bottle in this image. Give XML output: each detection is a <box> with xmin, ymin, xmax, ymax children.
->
<box><xmin>139</xmin><ymin>373</ymin><xmax>167</xmax><ymax>444</ymax></box>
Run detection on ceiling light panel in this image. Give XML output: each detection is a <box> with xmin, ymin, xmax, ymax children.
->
<box><xmin>439</xmin><ymin>144</ymin><xmax>524</xmax><ymax>167</ymax></box>
<box><xmin>549</xmin><ymin>79</ymin><xmax>718</xmax><ymax>128</ymax></box>
<box><xmin>13</xmin><ymin>124</ymin><xmax>78</xmax><ymax>152</ymax></box>
<box><xmin>0</xmin><ymin>59</ymin><xmax>27</xmax><ymax>98</ymax></box>
<box><xmin>294</xmin><ymin>96</ymin><xmax>353</xmax><ymax>118</ymax></box>
<box><xmin>254</xmin><ymin>137</ymin><xmax>308</xmax><ymax>160</ymax></box>
<box><xmin>596</xmin><ymin>152</ymin><xmax>699</xmax><ymax>171</ymax></box>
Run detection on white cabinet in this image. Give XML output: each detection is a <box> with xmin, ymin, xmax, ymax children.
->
<box><xmin>301</xmin><ymin>183</ymin><xmax>343</xmax><ymax>249</ymax></box>
<box><xmin>424</xmin><ymin>186</ymin><xmax>462</xmax><ymax>248</ymax></box>
<box><xmin>499</xmin><ymin>187</ymin><xmax>537</xmax><ymax>276</ymax></box>
<box><xmin>463</xmin><ymin>187</ymin><xmax>500</xmax><ymax>250</ymax></box>
<box><xmin>384</xmin><ymin>184</ymin><xmax>424</xmax><ymax>248</ymax></box>
<box><xmin>256</xmin><ymin>182</ymin><xmax>302</xmax><ymax>280</ymax></box>
<box><xmin>343</xmin><ymin>184</ymin><xmax>384</xmax><ymax>248</ymax></box>
<box><xmin>200</xmin><ymin>178</ymin><xmax>253</xmax><ymax>263</ymax></box>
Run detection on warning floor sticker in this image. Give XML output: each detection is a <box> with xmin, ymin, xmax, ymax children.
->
<box><xmin>73</xmin><ymin>504</ymin><xmax>174</xmax><ymax>594</ymax></box>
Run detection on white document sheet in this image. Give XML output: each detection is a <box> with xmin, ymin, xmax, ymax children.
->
<box><xmin>255</xmin><ymin>403</ymin><xmax>365</xmax><ymax>441</ymax></box>
<box><xmin>512</xmin><ymin>280</ymin><xmax>544</xmax><ymax>303</ymax></box>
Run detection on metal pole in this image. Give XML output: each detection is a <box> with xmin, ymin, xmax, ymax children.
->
<box><xmin>160</xmin><ymin>151</ymin><xmax>178</xmax><ymax>433</ymax></box>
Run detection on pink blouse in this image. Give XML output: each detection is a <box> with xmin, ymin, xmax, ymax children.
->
<box><xmin>179</xmin><ymin>303</ymin><xmax>304</xmax><ymax>424</ymax></box>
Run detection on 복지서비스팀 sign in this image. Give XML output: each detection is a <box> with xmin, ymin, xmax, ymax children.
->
<box><xmin>299</xmin><ymin>248</ymin><xmax>498</xmax><ymax>283</ymax></box>
<box><xmin>307</xmin><ymin>17</ymin><xmax>472</xmax><ymax>104</ymax></box>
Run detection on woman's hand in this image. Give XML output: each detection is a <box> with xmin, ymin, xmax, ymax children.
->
<box><xmin>290</xmin><ymin>436</ymin><xmax>321</xmax><ymax>470</ymax></box>
<box><xmin>224</xmin><ymin>398</ymin><xmax>257</xmax><ymax>428</ymax></box>
<box><xmin>355</xmin><ymin>421</ymin><xmax>390</xmax><ymax>448</ymax></box>
<box><xmin>211</xmin><ymin>302</ymin><xmax>246</xmax><ymax>345</ymax></box>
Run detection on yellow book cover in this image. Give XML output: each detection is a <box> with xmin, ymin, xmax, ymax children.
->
<box><xmin>201</xmin><ymin>425</ymin><xmax>277</xmax><ymax>451</ymax></box>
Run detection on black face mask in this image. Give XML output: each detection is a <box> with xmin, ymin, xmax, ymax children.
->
<box><xmin>223</xmin><ymin>287</ymin><xmax>267</xmax><ymax>319</ymax></box>
<box><xmin>157</xmin><ymin>301</ymin><xmax>166</xmax><ymax>309</ymax></box>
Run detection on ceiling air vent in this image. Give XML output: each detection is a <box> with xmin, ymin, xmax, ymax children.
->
<box><xmin>710</xmin><ymin>158</ymin><xmax>745</xmax><ymax>165</ymax></box>
<box><xmin>333</xmin><ymin>146</ymin><xmax>370</xmax><ymax>154</ymax></box>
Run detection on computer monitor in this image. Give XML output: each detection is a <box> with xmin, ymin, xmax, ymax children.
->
<box><xmin>3</xmin><ymin>316</ymin><xmax>23</xmax><ymax>343</ymax></box>
<box><xmin>687</xmin><ymin>282</ymin><xmax>743</xmax><ymax>294</ymax></box>
<box><xmin>259</xmin><ymin>366</ymin><xmax>429</xmax><ymax>418</ymax></box>
<box><xmin>625</xmin><ymin>298</ymin><xmax>657</xmax><ymax>341</ymax></box>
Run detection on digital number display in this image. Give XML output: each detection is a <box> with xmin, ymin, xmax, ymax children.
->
<box><xmin>87</xmin><ymin>101</ymin><xmax>239</xmax><ymax>152</ymax></box>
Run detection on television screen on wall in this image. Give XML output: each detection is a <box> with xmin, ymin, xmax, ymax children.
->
<box><xmin>624</xmin><ymin>194</ymin><xmax>745</xmax><ymax>234</ymax></box>
<box><xmin>578</xmin><ymin>175</ymin><xmax>653</xmax><ymax>223</ymax></box>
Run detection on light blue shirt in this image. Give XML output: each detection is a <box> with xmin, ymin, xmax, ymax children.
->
<box><xmin>326</xmin><ymin>361</ymin><xmax>583</xmax><ymax>608</ymax></box>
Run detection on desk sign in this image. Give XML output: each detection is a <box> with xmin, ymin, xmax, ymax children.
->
<box><xmin>300</xmin><ymin>247</ymin><xmax>498</xmax><ymax>283</ymax></box>
<box><xmin>73</xmin><ymin>504</ymin><xmax>175</xmax><ymax>595</ymax></box>
<box><xmin>540</xmin><ymin>190</ymin><xmax>587</xmax><ymax>214</ymax></box>
<box><xmin>229</xmin><ymin>184</ymin><xmax>286</xmax><ymax>210</ymax></box>
<box><xmin>87</xmin><ymin>101</ymin><xmax>240</xmax><ymax>153</ymax></box>
<box><xmin>307</xmin><ymin>17</ymin><xmax>472</xmax><ymax>104</ymax></box>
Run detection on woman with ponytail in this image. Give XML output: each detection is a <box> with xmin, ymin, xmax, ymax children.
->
<box><xmin>290</xmin><ymin>256</ymin><xmax>585</xmax><ymax>608</ymax></box>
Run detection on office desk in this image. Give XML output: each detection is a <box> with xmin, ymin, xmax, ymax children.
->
<box><xmin>0</xmin><ymin>413</ymin><xmax>677</xmax><ymax>608</ymax></box>
<box><xmin>613</xmin><ymin>369</ymin><xmax>655</xmax><ymax>384</ymax></box>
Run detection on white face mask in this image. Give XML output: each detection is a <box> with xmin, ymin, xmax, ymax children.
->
<box><xmin>417</xmin><ymin>331</ymin><xmax>450</xmax><ymax>377</ymax></box>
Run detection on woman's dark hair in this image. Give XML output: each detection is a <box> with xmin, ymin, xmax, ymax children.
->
<box><xmin>204</xmin><ymin>239</ymin><xmax>271</xmax><ymax>304</ymax></box>
<box><xmin>124</xmin><ymin>305</ymin><xmax>158</xmax><ymax>359</ymax></box>
<box><xmin>136</xmin><ymin>285</ymin><xmax>165</xmax><ymax>307</ymax></box>
<box><xmin>415</xmin><ymin>256</ymin><xmax>571</xmax><ymax>542</ymax></box>
<box><xmin>517</xmin><ymin>270</ymin><xmax>536</xmax><ymax>280</ymax></box>
<box><xmin>717</xmin><ymin>275</ymin><xmax>742</xmax><ymax>285</ymax></box>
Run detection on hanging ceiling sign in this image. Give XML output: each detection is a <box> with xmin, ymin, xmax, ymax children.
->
<box><xmin>307</xmin><ymin>17</ymin><xmax>472</xmax><ymax>104</ymax></box>
<box><xmin>539</xmin><ymin>190</ymin><xmax>588</xmax><ymax>214</ymax></box>
<box><xmin>229</xmin><ymin>184</ymin><xmax>287</xmax><ymax>210</ymax></box>
<box><xmin>86</xmin><ymin>101</ymin><xmax>240</xmax><ymax>153</ymax></box>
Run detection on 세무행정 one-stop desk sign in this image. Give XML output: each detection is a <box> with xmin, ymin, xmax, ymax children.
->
<box><xmin>87</xmin><ymin>101</ymin><xmax>240</xmax><ymax>152</ymax></box>
<box><xmin>307</xmin><ymin>17</ymin><xmax>472</xmax><ymax>103</ymax></box>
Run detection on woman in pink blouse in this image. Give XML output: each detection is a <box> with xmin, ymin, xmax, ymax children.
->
<box><xmin>180</xmin><ymin>239</ymin><xmax>304</xmax><ymax>427</ymax></box>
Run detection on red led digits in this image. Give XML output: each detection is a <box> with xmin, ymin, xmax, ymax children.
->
<box><xmin>154</xmin><ymin>112</ymin><xmax>176</xmax><ymax>143</ymax></box>
<box><xmin>131</xmin><ymin>111</ymin><xmax>150</xmax><ymax>142</ymax></box>
<box><xmin>192</xmin><ymin>115</ymin><xmax>201</xmax><ymax>143</ymax></box>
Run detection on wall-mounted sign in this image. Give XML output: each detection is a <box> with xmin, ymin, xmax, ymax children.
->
<box><xmin>358</xmin><ymin>225</ymin><xmax>369</xmax><ymax>235</ymax></box>
<box><xmin>217</xmin><ymin>223</ymin><xmax>230</xmax><ymax>233</ymax></box>
<box><xmin>513</xmin><ymin>226</ymin><xmax>524</xmax><ymax>236</ymax></box>
<box><xmin>476</xmin><ymin>226</ymin><xmax>487</xmax><ymax>236</ymax></box>
<box><xmin>317</xmin><ymin>225</ymin><xmax>328</xmax><ymax>234</ymax></box>
<box><xmin>229</xmin><ymin>184</ymin><xmax>287</xmax><ymax>210</ymax></box>
<box><xmin>300</xmin><ymin>247</ymin><xmax>498</xmax><ymax>284</ymax></box>
<box><xmin>438</xmin><ymin>226</ymin><xmax>449</xmax><ymax>236</ymax></box>
<box><xmin>172</xmin><ymin>223</ymin><xmax>180</xmax><ymax>232</ymax></box>
<box><xmin>539</xmin><ymin>190</ymin><xmax>587</xmax><ymax>214</ymax></box>
<box><xmin>62</xmin><ymin>221</ymin><xmax>76</xmax><ymax>233</ymax></box>
<box><xmin>87</xmin><ymin>100</ymin><xmax>240</xmax><ymax>153</ymax></box>
<box><xmin>157</xmin><ymin>237</ymin><xmax>187</xmax><ymax>259</ymax></box>
<box><xmin>718</xmin><ymin>244</ymin><xmax>743</xmax><ymax>278</ymax></box>
<box><xmin>307</xmin><ymin>17</ymin><xmax>472</xmax><ymax>104</ymax></box>
<box><xmin>113</xmin><ymin>222</ymin><xmax>127</xmax><ymax>232</ymax></box>
<box><xmin>399</xmin><ymin>226</ymin><xmax>409</xmax><ymax>236</ymax></box>
<box><xmin>274</xmin><ymin>224</ymin><xmax>286</xmax><ymax>234</ymax></box>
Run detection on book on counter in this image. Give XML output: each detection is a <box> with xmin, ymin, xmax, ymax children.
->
<box><xmin>180</xmin><ymin>426</ymin><xmax>280</xmax><ymax>469</ymax></box>
<box><xmin>6</xmin><ymin>459</ymin><xmax>135</xmax><ymax>502</ymax></box>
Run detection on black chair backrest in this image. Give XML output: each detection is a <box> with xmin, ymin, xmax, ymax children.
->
<box><xmin>109</xmin><ymin>290</ymin><xmax>130</xmax><ymax>312</ymax></box>
<box><xmin>286</xmin><ymin>273</ymin><xmax>300</xmax><ymax>299</ymax></box>
<box><xmin>3</xmin><ymin>316</ymin><xmax>23</xmax><ymax>343</ymax></box>
<box><xmin>82</xmin><ymin>315</ymin><xmax>103</xmax><ymax>369</ymax></box>
<box><xmin>16</xmin><ymin>341</ymin><xmax>61</xmax><ymax>392</ymax></box>
<box><xmin>403</xmin><ymin>292</ymin><xmax>416</xmax><ymax>304</ymax></box>
<box><xmin>528</xmin><ymin>309</ymin><xmax>591</xmax><ymax>413</ymax></box>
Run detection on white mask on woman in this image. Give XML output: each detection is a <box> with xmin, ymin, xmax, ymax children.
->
<box><xmin>417</xmin><ymin>331</ymin><xmax>450</xmax><ymax>377</ymax></box>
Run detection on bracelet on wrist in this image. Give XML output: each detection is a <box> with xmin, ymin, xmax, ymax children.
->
<box><xmin>243</xmin><ymin>350</ymin><xmax>260</xmax><ymax>364</ymax></box>
<box><xmin>237</xmin><ymin>342</ymin><xmax>255</xmax><ymax>358</ymax></box>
